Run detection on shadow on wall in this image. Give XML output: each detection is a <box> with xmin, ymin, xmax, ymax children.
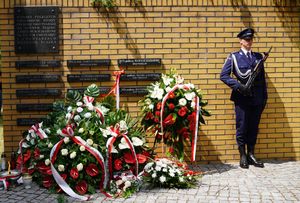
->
<box><xmin>259</xmin><ymin>75</ymin><xmax>295</xmax><ymax>160</ymax></box>
<box><xmin>93</xmin><ymin>4</ymin><xmax>149</xmax><ymax>58</ymax></box>
<box><xmin>273</xmin><ymin>0</ymin><xmax>300</xmax><ymax>48</ymax></box>
<box><xmin>230</xmin><ymin>0</ymin><xmax>254</xmax><ymax>28</ymax></box>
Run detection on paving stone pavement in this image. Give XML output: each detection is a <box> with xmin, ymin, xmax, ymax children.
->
<box><xmin>1</xmin><ymin>160</ymin><xmax>299</xmax><ymax>203</ymax></box>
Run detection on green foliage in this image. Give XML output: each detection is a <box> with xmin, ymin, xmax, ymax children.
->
<box><xmin>84</xmin><ymin>84</ymin><xmax>100</xmax><ymax>97</ymax></box>
<box><xmin>66</xmin><ymin>90</ymin><xmax>82</xmax><ymax>103</ymax></box>
<box><xmin>91</xmin><ymin>0</ymin><xmax>116</xmax><ymax>8</ymax></box>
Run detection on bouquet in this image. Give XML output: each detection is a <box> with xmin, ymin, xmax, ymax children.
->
<box><xmin>143</xmin><ymin>158</ymin><xmax>201</xmax><ymax>188</ymax></box>
<box><xmin>140</xmin><ymin>70</ymin><xmax>210</xmax><ymax>161</ymax></box>
<box><xmin>17</xmin><ymin>84</ymin><xmax>152</xmax><ymax>199</ymax></box>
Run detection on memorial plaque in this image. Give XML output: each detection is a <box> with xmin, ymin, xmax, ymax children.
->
<box><xmin>68</xmin><ymin>87</ymin><xmax>111</xmax><ymax>95</ymax></box>
<box><xmin>14</xmin><ymin>6</ymin><xmax>59</xmax><ymax>54</ymax></box>
<box><xmin>120</xmin><ymin>86</ymin><xmax>148</xmax><ymax>95</ymax></box>
<box><xmin>67</xmin><ymin>59</ymin><xmax>111</xmax><ymax>67</ymax></box>
<box><xmin>16</xmin><ymin>75</ymin><xmax>60</xmax><ymax>83</ymax></box>
<box><xmin>16</xmin><ymin>60</ymin><xmax>61</xmax><ymax>68</ymax></box>
<box><xmin>17</xmin><ymin>118</ymin><xmax>42</xmax><ymax>126</ymax></box>
<box><xmin>67</xmin><ymin>74</ymin><xmax>110</xmax><ymax>82</ymax></box>
<box><xmin>120</xmin><ymin>73</ymin><xmax>161</xmax><ymax>81</ymax></box>
<box><xmin>16</xmin><ymin>89</ymin><xmax>61</xmax><ymax>97</ymax></box>
<box><xmin>118</xmin><ymin>59</ymin><xmax>161</xmax><ymax>66</ymax></box>
<box><xmin>17</xmin><ymin>104</ymin><xmax>53</xmax><ymax>111</ymax></box>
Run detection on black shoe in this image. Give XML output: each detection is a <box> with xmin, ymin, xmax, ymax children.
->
<box><xmin>248</xmin><ymin>154</ymin><xmax>264</xmax><ymax>168</ymax></box>
<box><xmin>238</xmin><ymin>145</ymin><xmax>249</xmax><ymax>169</ymax></box>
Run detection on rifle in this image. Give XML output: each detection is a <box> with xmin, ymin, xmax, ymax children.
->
<box><xmin>245</xmin><ymin>46</ymin><xmax>272</xmax><ymax>90</ymax></box>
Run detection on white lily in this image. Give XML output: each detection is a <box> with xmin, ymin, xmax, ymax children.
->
<box><xmin>131</xmin><ymin>137</ymin><xmax>143</xmax><ymax>146</ymax></box>
<box><xmin>118</xmin><ymin>137</ymin><xmax>130</xmax><ymax>149</ymax></box>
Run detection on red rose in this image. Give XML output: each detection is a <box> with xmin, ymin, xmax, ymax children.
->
<box><xmin>37</xmin><ymin>162</ymin><xmax>52</xmax><ymax>175</ymax></box>
<box><xmin>154</xmin><ymin>117</ymin><xmax>159</xmax><ymax>123</ymax></box>
<box><xmin>178</xmin><ymin>106</ymin><xmax>188</xmax><ymax>117</ymax></box>
<box><xmin>137</xmin><ymin>154</ymin><xmax>147</xmax><ymax>164</ymax></box>
<box><xmin>163</xmin><ymin>113</ymin><xmax>177</xmax><ymax>126</ymax></box>
<box><xmin>75</xmin><ymin>180</ymin><xmax>88</xmax><ymax>195</ymax></box>
<box><xmin>70</xmin><ymin>168</ymin><xmax>79</xmax><ymax>179</ymax></box>
<box><xmin>114</xmin><ymin>159</ymin><xmax>123</xmax><ymax>171</ymax></box>
<box><xmin>168</xmin><ymin>103</ymin><xmax>175</xmax><ymax>111</ymax></box>
<box><xmin>124</xmin><ymin>152</ymin><xmax>135</xmax><ymax>164</ymax></box>
<box><xmin>85</xmin><ymin>163</ymin><xmax>99</xmax><ymax>177</ymax></box>
<box><xmin>156</xmin><ymin>102</ymin><xmax>162</xmax><ymax>110</ymax></box>
<box><xmin>187</xmin><ymin>112</ymin><xmax>196</xmax><ymax>121</ymax></box>
<box><xmin>155</xmin><ymin>111</ymin><xmax>160</xmax><ymax>117</ymax></box>
<box><xmin>142</xmin><ymin>150</ymin><xmax>151</xmax><ymax>158</ymax></box>
<box><xmin>169</xmin><ymin>92</ymin><xmax>175</xmax><ymax>99</ymax></box>
<box><xmin>34</xmin><ymin>148</ymin><xmax>41</xmax><ymax>159</ymax></box>
<box><xmin>42</xmin><ymin>176</ymin><xmax>53</xmax><ymax>188</ymax></box>
<box><xmin>17</xmin><ymin>149</ymin><xmax>31</xmax><ymax>166</ymax></box>
<box><xmin>145</xmin><ymin>112</ymin><xmax>154</xmax><ymax>120</ymax></box>
<box><xmin>169</xmin><ymin>147</ymin><xmax>174</xmax><ymax>153</ymax></box>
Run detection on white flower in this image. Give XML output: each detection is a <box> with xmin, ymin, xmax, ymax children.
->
<box><xmin>123</xmin><ymin>181</ymin><xmax>131</xmax><ymax>191</ymax></box>
<box><xmin>155</xmin><ymin>166</ymin><xmax>162</xmax><ymax>171</ymax></box>
<box><xmin>44</xmin><ymin>128</ymin><xmax>51</xmax><ymax>134</ymax></box>
<box><xmin>151</xmin><ymin>173</ymin><xmax>157</xmax><ymax>178</ymax></box>
<box><xmin>77</xmin><ymin>107</ymin><xmax>83</xmax><ymax>113</ymax></box>
<box><xmin>159</xmin><ymin>176</ymin><xmax>166</xmax><ymax>183</ymax></box>
<box><xmin>179</xmin><ymin>177</ymin><xmax>184</xmax><ymax>182</ymax></box>
<box><xmin>61</xmin><ymin>149</ymin><xmax>68</xmax><ymax>156</ymax></box>
<box><xmin>179</xmin><ymin>98</ymin><xmax>187</xmax><ymax>106</ymax></box>
<box><xmin>166</xmin><ymin>86</ymin><xmax>172</xmax><ymax>92</ymax></box>
<box><xmin>87</xmin><ymin>103</ymin><xmax>94</xmax><ymax>111</ymax></box>
<box><xmin>162</xmin><ymin>168</ymin><xmax>167</xmax><ymax>172</ymax></box>
<box><xmin>48</xmin><ymin>142</ymin><xmax>53</xmax><ymax>148</ymax></box>
<box><xmin>86</xmin><ymin>139</ymin><xmax>93</xmax><ymax>146</ymax></box>
<box><xmin>100</xmin><ymin>127</ymin><xmax>112</xmax><ymax>138</ymax></box>
<box><xmin>78</xmin><ymin>128</ymin><xmax>84</xmax><ymax>133</ymax></box>
<box><xmin>67</xmin><ymin>106</ymin><xmax>73</xmax><ymax>112</ymax></box>
<box><xmin>77</xmin><ymin>163</ymin><xmax>83</xmax><ymax>171</ymax></box>
<box><xmin>191</xmin><ymin>101</ymin><xmax>196</xmax><ymax>108</ymax></box>
<box><xmin>89</xmin><ymin>130</ymin><xmax>95</xmax><ymax>135</ymax></box>
<box><xmin>56</xmin><ymin>129</ymin><xmax>62</xmax><ymax>135</ymax></box>
<box><xmin>74</xmin><ymin>115</ymin><xmax>81</xmax><ymax>122</ymax></box>
<box><xmin>119</xmin><ymin>137</ymin><xmax>130</xmax><ymax>149</ymax></box>
<box><xmin>79</xmin><ymin>146</ymin><xmax>85</xmax><ymax>151</ymax></box>
<box><xmin>97</xmin><ymin>105</ymin><xmax>110</xmax><ymax>115</ymax></box>
<box><xmin>93</xmin><ymin>144</ymin><xmax>98</xmax><ymax>148</ymax></box>
<box><xmin>84</xmin><ymin>112</ymin><xmax>92</xmax><ymax>118</ymax></box>
<box><xmin>58</xmin><ymin>165</ymin><xmax>65</xmax><ymax>172</ymax></box>
<box><xmin>70</xmin><ymin>151</ymin><xmax>76</xmax><ymax>159</ymax></box>
<box><xmin>76</xmin><ymin>102</ymin><xmax>83</xmax><ymax>106</ymax></box>
<box><xmin>149</xmin><ymin>104</ymin><xmax>154</xmax><ymax>110</ymax></box>
<box><xmin>63</xmin><ymin>137</ymin><xmax>70</xmax><ymax>144</ymax></box>
<box><xmin>39</xmin><ymin>155</ymin><xmax>44</xmax><ymax>159</ymax></box>
<box><xmin>184</xmin><ymin>92</ymin><xmax>196</xmax><ymax>101</ymax></box>
<box><xmin>65</xmin><ymin>113</ymin><xmax>72</xmax><ymax>120</ymax></box>
<box><xmin>187</xmin><ymin>83</ymin><xmax>195</xmax><ymax>89</ymax></box>
<box><xmin>175</xmin><ymin>75</ymin><xmax>184</xmax><ymax>84</ymax></box>
<box><xmin>169</xmin><ymin>172</ymin><xmax>175</xmax><ymax>177</ymax></box>
<box><xmin>162</xmin><ymin>74</ymin><xmax>173</xmax><ymax>86</ymax></box>
<box><xmin>150</xmin><ymin>84</ymin><xmax>164</xmax><ymax>100</ymax></box>
<box><xmin>132</xmin><ymin>137</ymin><xmax>143</xmax><ymax>146</ymax></box>
<box><xmin>144</xmin><ymin>98</ymin><xmax>152</xmax><ymax>105</ymax></box>
<box><xmin>45</xmin><ymin>159</ymin><xmax>50</xmax><ymax>166</ymax></box>
<box><xmin>144</xmin><ymin>162</ymin><xmax>154</xmax><ymax>172</ymax></box>
<box><xmin>116</xmin><ymin>180</ymin><xmax>123</xmax><ymax>186</ymax></box>
<box><xmin>119</xmin><ymin>120</ymin><xmax>128</xmax><ymax>132</ymax></box>
<box><xmin>121</xmin><ymin>176</ymin><xmax>128</xmax><ymax>182</ymax></box>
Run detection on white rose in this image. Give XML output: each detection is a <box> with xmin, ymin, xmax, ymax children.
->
<box><xmin>78</xmin><ymin>128</ymin><xmax>84</xmax><ymax>133</ymax></box>
<box><xmin>149</xmin><ymin>104</ymin><xmax>154</xmax><ymax>110</ymax></box>
<box><xmin>86</xmin><ymin>139</ymin><xmax>93</xmax><ymax>146</ymax></box>
<box><xmin>65</xmin><ymin>113</ymin><xmax>72</xmax><ymax>120</ymax></box>
<box><xmin>58</xmin><ymin>165</ymin><xmax>65</xmax><ymax>172</ymax></box>
<box><xmin>39</xmin><ymin>155</ymin><xmax>44</xmax><ymax>159</ymax></box>
<box><xmin>184</xmin><ymin>92</ymin><xmax>195</xmax><ymax>101</ymax></box>
<box><xmin>166</xmin><ymin>86</ymin><xmax>172</xmax><ymax>92</ymax></box>
<box><xmin>77</xmin><ymin>163</ymin><xmax>83</xmax><ymax>171</ymax></box>
<box><xmin>76</xmin><ymin>102</ymin><xmax>83</xmax><ymax>106</ymax></box>
<box><xmin>159</xmin><ymin>176</ymin><xmax>166</xmax><ymax>183</ymax></box>
<box><xmin>92</xmin><ymin>144</ymin><xmax>98</xmax><ymax>148</ymax></box>
<box><xmin>74</xmin><ymin>115</ymin><xmax>81</xmax><ymax>122</ymax></box>
<box><xmin>45</xmin><ymin>159</ymin><xmax>50</xmax><ymax>166</ymax></box>
<box><xmin>87</xmin><ymin>104</ymin><xmax>94</xmax><ymax>111</ymax></box>
<box><xmin>67</xmin><ymin>106</ymin><xmax>73</xmax><ymax>112</ymax></box>
<box><xmin>48</xmin><ymin>142</ymin><xmax>53</xmax><ymax>148</ymax></box>
<box><xmin>155</xmin><ymin>166</ymin><xmax>161</xmax><ymax>171</ymax></box>
<box><xmin>162</xmin><ymin>168</ymin><xmax>167</xmax><ymax>172</ymax></box>
<box><xmin>70</xmin><ymin>151</ymin><xmax>76</xmax><ymax>159</ymax></box>
<box><xmin>61</xmin><ymin>148</ymin><xmax>68</xmax><ymax>156</ymax></box>
<box><xmin>89</xmin><ymin>130</ymin><xmax>95</xmax><ymax>135</ymax></box>
<box><xmin>169</xmin><ymin>172</ymin><xmax>175</xmax><ymax>177</ymax></box>
<box><xmin>123</xmin><ymin>181</ymin><xmax>131</xmax><ymax>191</ymax></box>
<box><xmin>179</xmin><ymin>98</ymin><xmax>187</xmax><ymax>106</ymax></box>
<box><xmin>80</xmin><ymin>146</ymin><xmax>85</xmax><ymax>151</ymax></box>
<box><xmin>179</xmin><ymin>177</ymin><xmax>184</xmax><ymax>182</ymax></box>
<box><xmin>151</xmin><ymin>173</ymin><xmax>157</xmax><ymax>178</ymax></box>
<box><xmin>84</xmin><ymin>112</ymin><xmax>92</xmax><ymax>118</ymax></box>
<box><xmin>116</xmin><ymin>179</ymin><xmax>123</xmax><ymax>186</ymax></box>
<box><xmin>64</xmin><ymin>137</ymin><xmax>70</xmax><ymax>144</ymax></box>
<box><xmin>77</xmin><ymin>107</ymin><xmax>83</xmax><ymax>113</ymax></box>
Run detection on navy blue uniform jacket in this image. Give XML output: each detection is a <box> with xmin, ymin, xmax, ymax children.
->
<box><xmin>220</xmin><ymin>50</ymin><xmax>267</xmax><ymax>106</ymax></box>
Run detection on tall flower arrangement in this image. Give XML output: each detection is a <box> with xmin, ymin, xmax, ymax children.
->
<box><xmin>140</xmin><ymin>70</ymin><xmax>210</xmax><ymax>161</ymax></box>
<box><xmin>17</xmin><ymin>84</ymin><xmax>152</xmax><ymax>199</ymax></box>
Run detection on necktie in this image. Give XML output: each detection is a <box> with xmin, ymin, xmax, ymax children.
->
<box><xmin>247</xmin><ymin>52</ymin><xmax>251</xmax><ymax>61</ymax></box>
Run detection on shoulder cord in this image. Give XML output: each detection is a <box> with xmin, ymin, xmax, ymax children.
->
<box><xmin>231</xmin><ymin>53</ymin><xmax>251</xmax><ymax>79</ymax></box>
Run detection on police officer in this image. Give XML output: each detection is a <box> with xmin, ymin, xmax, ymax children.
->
<box><xmin>220</xmin><ymin>28</ymin><xmax>267</xmax><ymax>169</ymax></box>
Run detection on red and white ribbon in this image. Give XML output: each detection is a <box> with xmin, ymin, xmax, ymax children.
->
<box><xmin>83</xmin><ymin>95</ymin><xmax>105</xmax><ymax>124</ymax></box>
<box><xmin>160</xmin><ymin>84</ymin><xmax>200</xmax><ymax>162</ymax></box>
<box><xmin>0</xmin><ymin>178</ymin><xmax>9</xmax><ymax>190</ymax></box>
<box><xmin>50</xmin><ymin>125</ymin><xmax>108</xmax><ymax>201</ymax></box>
<box><xmin>29</xmin><ymin>123</ymin><xmax>48</xmax><ymax>140</ymax></box>
<box><xmin>107</xmin><ymin>69</ymin><xmax>125</xmax><ymax>110</ymax></box>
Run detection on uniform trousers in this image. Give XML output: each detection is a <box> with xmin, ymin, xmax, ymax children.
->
<box><xmin>234</xmin><ymin>103</ymin><xmax>264</xmax><ymax>147</ymax></box>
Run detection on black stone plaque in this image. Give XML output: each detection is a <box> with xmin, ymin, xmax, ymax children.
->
<box><xmin>120</xmin><ymin>86</ymin><xmax>148</xmax><ymax>95</ymax></box>
<box><xmin>118</xmin><ymin>59</ymin><xmax>161</xmax><ymax>66</ymax></box>
<box><xmin>16</xmin><ymin>60</ymin><xmax>61</xmax><ymax>68</ymax></box>
<box><xmin>67</xmin><ymin>74</ymin><xmax>110</xmax><ymax>82</ymax></box>
<box><xmin>17</xmin><ymin>118</ymin><xmax>42</xmax><ymax>126</ymax></box>
<box><xmin>67</xmin><ymin>59</ymin><xmax>111</xmax><ymax>67</ymax></box>
<box><xmin>67</xmin><ymin>87</ymin><xmax>111</xmax><ymax>95</ymax></box>
<box><xmin>14</xmin><ymin>6</ymin><xmax>59</xmax><ymax>54</ymax></box>
<box><xmin>17</xmin><ymin>104</ymin><xmax>53</xmax><ymax>111</ymax></box>
<box><xmin>16</xmin><ymin>75</ymin><xmax>60</xmax><ymax>83</ymax></box>
<box><xmin>120</xmin><ymin>73</ymin><xmax>161</xmax><ymax>81</ymax></box>
<box><xmin>16</xmin><ymin>89</ymin><xmax>61</xmax><ymax>97</ymax></box>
